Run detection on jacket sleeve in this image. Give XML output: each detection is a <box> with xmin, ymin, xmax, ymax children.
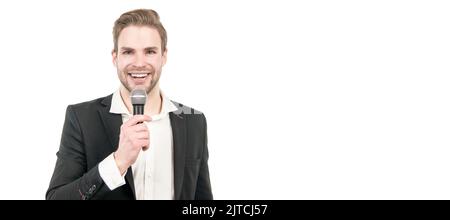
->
<box><xmin>194</xmin><ymin>114</ymin><xmax>213</xmax><ymax>200</ymax></box>
<box><xmin>46</xmin><ymin>105</ymin><xmax>110</xmax><ymax>200</ymax></box>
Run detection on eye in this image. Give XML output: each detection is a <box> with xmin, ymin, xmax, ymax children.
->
<box><xmin>122</xmin><ymin>50</ymin><xmax>133</xmax><ymax>55</ymax></box>
<box><xmin>146</xmin><ymin>50</ymin><xmax>157</xmax><ymax>55</ymax></box>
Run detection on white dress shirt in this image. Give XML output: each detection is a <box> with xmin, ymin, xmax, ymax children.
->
<box><xmin>98</xmin><ymin>89</ymin><xmax>178</xmax><ymax>200</ymax></box>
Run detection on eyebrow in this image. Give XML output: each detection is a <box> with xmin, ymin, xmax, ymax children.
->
<box><xmin>120</xmin><ymin>47</ymin><xmax>134</xmax><ymax>51</ymax></box>
<box><xmin>144</xmin><ymin>47</ymin><xmax>159</xmax><ymax>51</ymax></box>
<box><xmin>120</xmin><ymin>47</ymin><xmax>159</xmax><ymax>51</ymax></box>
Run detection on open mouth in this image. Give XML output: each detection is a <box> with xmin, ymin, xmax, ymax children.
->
<box><xmin>128</xmin><ymin>72</ymin><xmax>151</xmax><ymax>84</ymax></box>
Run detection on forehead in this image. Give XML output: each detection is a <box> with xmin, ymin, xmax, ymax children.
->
<box><xmin>118</xmin><ymin>25</ymin><xmax>161</xmax><ymax>49</ymax></box>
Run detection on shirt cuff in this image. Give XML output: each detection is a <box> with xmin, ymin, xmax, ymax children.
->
<box><xmin>98</xmin><ymin>153</ymin><xmax>127</xmax><ymax>190</ymax></box>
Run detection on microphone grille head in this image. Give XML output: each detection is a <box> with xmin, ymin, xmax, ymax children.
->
<box><xmin>131</xmin><ymin>88</ymin><xmax>147</xmax><ymax>105</ymax></box>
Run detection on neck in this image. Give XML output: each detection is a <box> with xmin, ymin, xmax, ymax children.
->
<box><xmin>120</xmin><ymin>85</ymin><xmax>162</xmax><ymax>116</ymax></box>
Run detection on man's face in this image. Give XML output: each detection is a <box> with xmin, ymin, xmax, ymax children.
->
<box><xmin>112</xmin><ymin>26</ymin><xmax>167</xmax><ymax>94</ymax></box>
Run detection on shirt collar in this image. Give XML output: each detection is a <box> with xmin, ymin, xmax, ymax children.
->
<box><xmin>110</xmin><ymin>89</ymin><xmax>178</xmax><ymax>120</ymax></box>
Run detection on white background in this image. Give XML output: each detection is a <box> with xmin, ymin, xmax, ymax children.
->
<box><xmin>0</xmin><ymin>0</ymin><xmax>449</xmax><ymax>199</ymax></box>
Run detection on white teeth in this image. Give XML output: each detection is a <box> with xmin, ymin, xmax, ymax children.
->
<box><xmin>129</xmin><ymin>73</ymin><xmax>149</xmax><ymax>78</ymax></box>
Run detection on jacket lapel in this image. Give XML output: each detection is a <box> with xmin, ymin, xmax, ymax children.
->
<box><xmin>170</xmin><ymin>111</ymin><xmax>187</xmax><ymax>200</ymax></box>
<box><xmin>98</xmin><ymin>95</ymin><xmax>136</xmax><ymax>199</ymax></box>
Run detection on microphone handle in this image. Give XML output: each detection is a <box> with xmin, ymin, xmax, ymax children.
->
<box><xmin>133</xmin><ymin>104</ymin><xmax>144</xmax><ymax>115</ymax></box>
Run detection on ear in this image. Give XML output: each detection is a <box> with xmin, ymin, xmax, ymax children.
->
<box><xmin>112</xmin><ymin>49</ymin><xmax>117</xmax><ymax>66</ymax></box>
<box><xmin>162</xmin><ymin>48</ymin><xmax>168</xmax><ymax>66</ymax></box>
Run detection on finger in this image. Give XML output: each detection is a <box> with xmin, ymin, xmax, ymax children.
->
<box><xmin>137</xmin><ymin>140</ymin><xmax>150</xmax><ymax>148</ymax></box>
<box><xmin>133</xmin><ymin>132</ymin><xmax>149</xmax><ymax>140</ymax></box>
<box><xmin>132</xmin><ymin>124</ymin><xmax>149</xmax><ymax>132</ymax></box>
<box><xmin>130</xmin><ymin>138</ymin><xmax>149</xmax><ymax>148</ymax></box>
<box><xmin>124</xmin><ymin>115</ymin><xmax>152</xmax><ymax>127</ymax></box>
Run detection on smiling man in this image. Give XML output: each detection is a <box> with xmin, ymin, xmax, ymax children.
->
<box><xmin>46</xmin><ymin>9</ymin><xmax>213</xmax><ymax>200</ymax></box>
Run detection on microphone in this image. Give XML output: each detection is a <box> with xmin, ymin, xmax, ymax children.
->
<box><xmin>131</xmin><ymin>88</ymin><xmax>147</xmax><ymax>115</ymax></box>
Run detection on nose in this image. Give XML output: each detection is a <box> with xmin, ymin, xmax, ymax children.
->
<box><xmin>133</xmin><ymin>52</ymin><xmax>146</xmax><ymax>67</ymax></box>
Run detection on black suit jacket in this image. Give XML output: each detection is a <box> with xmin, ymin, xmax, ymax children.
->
<box><xmin>46</xmin><ymin>94</ymin><xmax>213</xmax><ymax>200</ymax></box>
